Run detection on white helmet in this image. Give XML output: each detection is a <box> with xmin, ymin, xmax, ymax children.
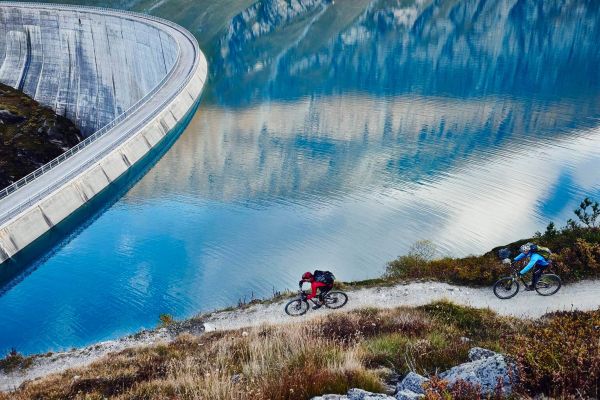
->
<box><xmin>519</xmin><ymin>243</ymin><xmax>533</xmax><ymax>254</ymax></box>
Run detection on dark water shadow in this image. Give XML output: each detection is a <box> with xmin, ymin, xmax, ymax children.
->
<box><xmin>0</xmin><ymin>99</ymin><xmax>203</xmax><ymax>297</ymax></box>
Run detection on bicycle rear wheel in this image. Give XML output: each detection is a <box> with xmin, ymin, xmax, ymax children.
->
<box><xmin>535</xmin><ymin>274</ymin><xmax>562</xmax><ymax>296</ymax></box>
<box><xmin>493</xmin><ymin>277</ymin><xmax>519</xmax><ymax>299</ymax></box>
<box><xmin>285</xmin><ymin>299</ymin><xmax>309</xmax><ymax>316</ymax></box>
<box><xmin>323</xmin><ymin>291</ymin><xmax>348</xmax><ymax>309</ymax></box>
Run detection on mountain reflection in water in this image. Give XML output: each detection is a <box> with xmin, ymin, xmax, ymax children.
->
<box><xmin>1</xmin><ymin>0</ymin><xmax>600</xmax><ymax>355</ymax></box>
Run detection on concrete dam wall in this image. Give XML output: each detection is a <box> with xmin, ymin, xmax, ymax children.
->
<box><xmin>0</xmin><ymin>4</ymin><xmax>179</xmax><ymax>135</ymax></box>
<box><xmin>0</xmin><ymin>3</ymin><xmax>207</xmax><ymax>264</ymax></box>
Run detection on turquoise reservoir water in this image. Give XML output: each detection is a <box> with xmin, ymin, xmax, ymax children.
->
<box><xmin>1</xmin><ymin>0</ymin><xmax>600</xmax><ymax>355</ymax></box>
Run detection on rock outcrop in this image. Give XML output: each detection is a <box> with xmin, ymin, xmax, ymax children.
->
<box><xmin>0</xmin><ymin>83</ymin><xmax>81</xmax><ymax>188</ymax></box>
<box><xmin>438</xmin><ymin>347</ymin><xmax>516</xmax><ymax>395</ymax></box>
<box><xmin>312</xmin><ymin>388</ymin><xmax>395</xmax><ymax>400</ymax></box>
<box><xmin>316</xmin><ymin>348</ymin><xmax>515</xmax><ymax>399</ymax></box>
<box><xmin>221</xmin><ymin>0</ymin><xmax>331</xmax><ymax>56</ymax></box>
<box><xmin>395</xmin><ymin>371</ymin><xmax>428</xmax><ymax>399</ymax></box>
<box><xmin>218</xmin><ymin>0</ymin><xmax>332</xmax><ymax>76</ymax></box>
<box><xmin>394</xmin><ymin>347</ymin><xmax>516</xmax><ymax>397</ymax></box>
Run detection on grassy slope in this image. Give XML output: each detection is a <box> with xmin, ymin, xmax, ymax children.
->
<box><xmin>382</xmin><ymin>224</ymin><xmax>600</xmax><ymax>287</ymax></box>
<box><xmin>0</xmin><ymin>83</ymin><xmax>82</xmax><ymax>188</ymax></box>
<box><xmin>2</xmin><ymin>302</ymin><xmax>598</xmax><ymax>399</ymax></box>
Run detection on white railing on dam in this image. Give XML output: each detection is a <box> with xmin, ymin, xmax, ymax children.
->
<box><xmin>0</xmin><ymin>39</ymin><xmax>182</xmax><ymax>203</ymax></box>
<box><xmin>0</xmin><ymin>3</ymin><xmax>207</xmax><ymax>259</ymax></box>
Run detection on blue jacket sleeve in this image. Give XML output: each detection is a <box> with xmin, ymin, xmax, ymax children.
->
<box><xmin>520</xmin><ymin>254</ymin><xmax>542</xmax><ymax>274</ymax></box>
<box><xmin>514</xmin><ymin>252</ymin><xmax>526</xmax><ymax>262</ymax></box>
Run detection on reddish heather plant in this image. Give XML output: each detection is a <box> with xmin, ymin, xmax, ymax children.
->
<box><xmin>506</xmin><ymin>309</ymin><xmax>600</xmax><ymax>399</ymax></box>
<box><xmin>423</xmin><ymin>376</ymin><xmax>507</xmax><ymax>400</ymax></box>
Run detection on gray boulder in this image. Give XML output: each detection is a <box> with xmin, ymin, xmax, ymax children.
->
<box><xmin>395</xmin><ymin>372</ymin><xmax>428</xmax><ymax>400</ymax></box>
<box><xmin>311</xmin><ymin>389</ymin><xmax>395</xmax><ymax>400</ymax></box>
<box><xmin>439</xmin><ymin>348</ymin><xmax>515</xmax><ymax>394</ymax></box>
<box><xmin>468</xmin><ymin>347</ymin><xmax>497</xmax><ymax>361</ymax></box>
<box><xmin>348</xmin><ymin>389</ymin><xmax>396</xmax><ymax>400</ymax></box>
<box><xmin>396</xmin><ymin>372</ymin><xmax>428</xmax><ymax>395</ymax></box>
<box><xmin>395</xmin><ymin>389</ymin><xmax>424</xmax><ymax>400</ymax></box>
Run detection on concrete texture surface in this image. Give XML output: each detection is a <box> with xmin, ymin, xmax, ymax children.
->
<box><xmin>0</xmin><ymin>3</ymin><xmax>207</xmax><ymax>264</ymax></box>
<box><xmin>0</xmin><ymin>3</ymin><xmax>178</xmax><ymax>135</ymax></box>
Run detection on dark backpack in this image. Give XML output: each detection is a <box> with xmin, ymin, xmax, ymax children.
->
<box><xmin>314</xmin><ymin>270</ymin><xmax>335</xmax><ymax>285</ymax></box>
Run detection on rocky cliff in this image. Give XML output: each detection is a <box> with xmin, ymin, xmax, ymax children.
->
<box><xmin>212</xmin><ymin>0</ymin><xmax>600</xmax><ymax>106</ymax></box>
<box><xmin>0</xmin><ymin>83</ymin><xmax>82</xmax><ymax>189</ymax></box>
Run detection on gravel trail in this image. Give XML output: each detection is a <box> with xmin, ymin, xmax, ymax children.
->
<box><xmin>203</xmin><ymin>280</ymin><xmax>600</xmax><ymax>331</ymax></box>
<box><xmin>2</xmin><ymin>279</ymin><xmax>599</xmax><ymax>391</ymax></box>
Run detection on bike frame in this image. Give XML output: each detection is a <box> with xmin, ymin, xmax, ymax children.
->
<box><xmin>298</xmin><ymin>290</ymin><xmax>325</xmax><ymax>306</ymax></box>
<box><xmin>506</xmin><ymin>261</ymin><xmax>554</xmax><ymax>286</ymax></box>
<box><xmin>507</xmin><ymin>270</ymin><xmax>528</xmax><ymax>287</ymax></box>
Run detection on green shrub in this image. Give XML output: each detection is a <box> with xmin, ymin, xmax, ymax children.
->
<box><xmin>573</xmin><ymin>197</ymin><xmax>600</xmax><ymax>228</ymax></box>
<box><xmin>408</xmin><ymin>333</ymin><xmax>471</xmax><ymax>376</ymax></box>
<box><xmin>385</xmin><ymin>240</ymin><xmax>437</xmax><ymax>279</ymax></box>
<box><xmin>362</xmin><ymin>330</ymin><xmax>471</xmax><ymax>376</ymax></box>
<box><xmin>419</xmin><ymin>301</ymin><xmax>511</xmax><ymax>341</ymax></box>
<box><xmin>362</xmin><ymin>333</ymin><xmax>411</xmax><ymax>369</ymax></box>
<box><xmin>158</xmin><ymin>314</ymin><xmax>175</xmax><ymax>327</ymax></box>
<box><xmin>0</xmin><ymin>349</ymin><xmax>32</xmax><ymax>373</ymax></box>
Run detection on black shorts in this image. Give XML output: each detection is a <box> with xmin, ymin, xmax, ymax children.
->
<box><xmin>318</xmin><ymin>284</ymin><xmax>333</xmax><ymax>297</ymax></box>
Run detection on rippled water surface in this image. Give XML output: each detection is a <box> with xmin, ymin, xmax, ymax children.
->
<box><xmin>2</xmin><ymin>0</ymin><xmax>600</xmax><ymax>354</ymax></box>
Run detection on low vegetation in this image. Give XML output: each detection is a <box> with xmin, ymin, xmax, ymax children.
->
<box><xmin>384</xmin><ymin>198</ymin><xmax>600</xmax><ymax>286</ymax></box>
<box><xmin>0</xmin><ymin>83</ymin><xmax>81</xmax><ymax>188</ymax></box>
<box><xmin>2</xmin><ymin>302</ymin><xmax>598</xmax><ymax>400</ymax></box>
<box><xmin>0</xmin><ymin>349</ymin><xmax>33</xmax><ymax>374</ymax></box>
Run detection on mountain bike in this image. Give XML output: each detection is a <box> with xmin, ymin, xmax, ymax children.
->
<box><xmin>284</xmin><ymin>289</ymin><xmax>348</xmax><ymax>316</ymax></box>
<box><xmin>493</xmin><ymin>259</ymin><xmax>562</xmax><ymax>299</ymax></box>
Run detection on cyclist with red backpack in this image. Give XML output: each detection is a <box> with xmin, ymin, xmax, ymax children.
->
<box><xmin>513</xmin><ymin>243</ymin><xmax>552</xmax><ymax>290</ymax></box>
<box><xmin>299</xmin><ymin>270</ymin><xmax>335</xmax><ymax>309</ymax></box>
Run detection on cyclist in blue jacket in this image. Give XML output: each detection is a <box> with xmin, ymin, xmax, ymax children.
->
<box><xmin>513</xmin><ymin>243</ymin><xmax>551</xmax><ymax>290</ymax></box>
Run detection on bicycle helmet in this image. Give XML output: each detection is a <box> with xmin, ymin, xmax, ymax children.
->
<box><xmin>530</xmin><ymin>244</ymin><xmax>539</xmax><ymax>252</ymax></box>
<box><xmin>302</xmin><ymin>272</ymin><xmax>313</xmax><ymax>280</ymax></box>
<box><xmin>519</xmin><ymin>242</ymin><xmax>534</xmax><ymax>254</ymax></box>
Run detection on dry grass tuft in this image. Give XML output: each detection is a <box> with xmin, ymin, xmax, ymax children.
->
<box><xmin>5</xmin><ymin>316</ymin><xmax>383</xmax><ymax>400</ymax></box>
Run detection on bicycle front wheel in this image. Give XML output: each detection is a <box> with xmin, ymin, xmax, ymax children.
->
<box><xmin>285</xmin><ymin>299</ymin><xmax>309</xmax><ymax>316</ymax></box>
<box><xmin>535</xmin><ymin>274</ymin><xmax>562</xmax><ymax>296</ymax></box>
<box><xmin>323</xmin><ymin>291</ymin><xmax>348</xmax><ymax>309</ymax></box>
<box><xmin>493</xmin><ymin>277</ymin><xmax>519</xmax><ymax>299</ymax></box>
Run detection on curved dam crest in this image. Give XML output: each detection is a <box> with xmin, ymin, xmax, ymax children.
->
<box><xmin>0</xmin><ymin>2</ymin><xmax>207</xmax><ymax>264</ymax></box>
<box><xmin>0</xmin><ymin>4</ymin><xmax>178</xmax><ymax>135</ymax></box>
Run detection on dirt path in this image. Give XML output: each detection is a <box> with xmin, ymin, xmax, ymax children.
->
<box><xmin>203</xmin><ymin>280</ymin><xmax>600</xmax><ymax>331</ymax></box>
<box><xmin>2</xmin><ymin>279</ymin><xmax>599</xmax><ymax>391</ymax></box>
